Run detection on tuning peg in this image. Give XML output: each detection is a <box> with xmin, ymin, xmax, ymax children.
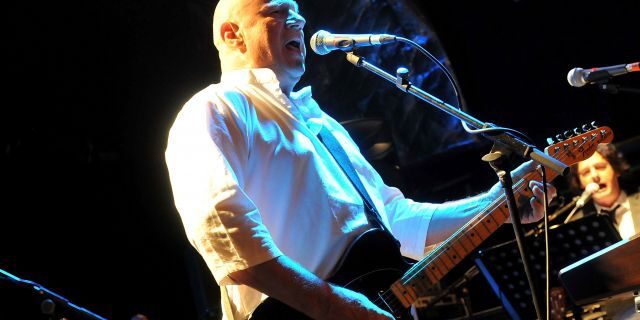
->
<box><xmin>590</xmin><ymin>121</ymin><xmax>597</xmax><ymax>129</ymax></box>
<box><xmin>582</xmin><ymin>123</ymin><xmax>591</xmax><ymax>132</ymax></box>
<box><xmin>564</xmin><ymin>130</ymin><xmax>574</xmax><ymax>139</ymax></box>
<box><xmin>547</xmin><ymin>137</ymin><xmax>555</xmax><ymax>145</ymax></box>
<box><xmin>573</xmin><ymin>127</ymin><xmax>582</xmax><ymax>136</ymax></box>
<box><xmin>555</xmin><ymin>134</ymin><xmax>564</xmax><ymax>142</ymax></box>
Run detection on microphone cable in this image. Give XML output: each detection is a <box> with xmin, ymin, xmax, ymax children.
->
<box><xmin>540</xmin><ymin>165</ymin><xmax>551</xmax><ymax>320</ymax></box>
<box><xmin>394</xmin><ymin>37</ymin><xmax>535</xmax><ymax>144</ymax></box>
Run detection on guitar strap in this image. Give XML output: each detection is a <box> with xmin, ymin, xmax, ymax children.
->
<box><xmin>318</xmin><ymin>126</ymin><xmax>397</xmax><ymax>241</ymax></box>
<box><xmin>219</xmin><ymin>285</ymin><xmax>236</xmax><ymax>320</ymax></box>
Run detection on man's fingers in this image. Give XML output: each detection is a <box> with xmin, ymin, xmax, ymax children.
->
<box><xmin>530</xmin><ymin>196</ymin><xmax>544</xmax><ymax>210</ymax></box>
<box><xmin>528</xmin><ymin>181</ymin><xmax>557</xmax><ymax>201</ymax></box>
<box><xmin>512</xmin><ymin>160</ymin><xmax>537</xmax><ymax>181</ymax></box>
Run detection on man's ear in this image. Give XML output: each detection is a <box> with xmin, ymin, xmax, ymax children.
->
<box><xmin>220</xmin><ymin>22</ymin><xmax>245</xmax><ymax>52</ymax></box>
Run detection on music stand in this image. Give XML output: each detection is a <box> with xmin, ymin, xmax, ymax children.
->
<box><xmin>474</xmin><ymin>214</ymin><xmax>622</xmax><ymax>320</ymax></box>
<box><xmin>559</xmin><ymin>233</ymin><xmax>640</xmax><ymax>306</ymax></box>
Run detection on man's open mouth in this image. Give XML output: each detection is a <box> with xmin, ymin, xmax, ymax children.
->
<box><xmin>286</xmin><ymin>40</ymin><xmax>301</xmax><ymax>51</ymax></box>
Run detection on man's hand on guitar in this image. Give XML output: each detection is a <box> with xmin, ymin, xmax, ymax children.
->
<box><xmin>523</xmin><ymin>179</ymin><xmax>557</xmax><ymax>223</ymax></box>
<box><xmin>494</xmin><ymin>160</ymin><xmax>558</xmax><ymax>224</ymax></box>
<box><xmin>325</xmin><ymin>285</ymin><xmax>394</xmax><ymax>320</ymax></box>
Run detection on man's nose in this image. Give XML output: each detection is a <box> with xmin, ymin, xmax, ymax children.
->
<box><xmin>590</xmin><ymin>168</ymin><xmax>600</xmax><ymax>182</ymax></box>
<box><xmin>286</xmin><ymin>10</ymin><xmax>306</xmax><ymax>30</ymax></box>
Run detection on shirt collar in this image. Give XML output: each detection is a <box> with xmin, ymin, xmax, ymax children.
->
<box><xmin>221</xmin><ymin>68</ymin><xmax>325</xmax><ymax>134</ymax></box>
<box><xmin>290</xmin><ymin>86</ymin><xmax>324</xmax><ymax>135</ymax></box>
<box><xmin>290</xmin><ymin>86</ymin><xmax>322</xmax><ymax>119</ymax></box>
<box><xmin>595</xmin><ymin>191</ymin><xmax>629</xmax><ymax>214</ymax></box>
<box><xmin>221</xmin><ymin>68</ymin><xmax>280</xmax><ymax>86</ymax></box>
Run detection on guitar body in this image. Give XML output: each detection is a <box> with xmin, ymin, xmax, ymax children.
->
<box><xmin>251</xmin><ymin>229</ymin><xmax>414</xmax><ymax>319</ymax></box>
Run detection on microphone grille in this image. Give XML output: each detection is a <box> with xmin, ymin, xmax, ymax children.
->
<box><xmin>310</xmin><ymin>30</ymin><xmax>331</xmax><ymax>55</ymax></box>
<box><xmin>567</xmin><ymin>67</ymin><xmax>588</xmax><ymax>87</ymax></box>
<box><xmin>585</xmin><ymin>182</ymin><xmax>599</xmax><ymax>193</ymax></box>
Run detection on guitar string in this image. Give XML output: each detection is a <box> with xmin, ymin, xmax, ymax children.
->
<box><xmin>375</xmin><ymin>131</ymin><xmax>606</xmax><ymax>309</ymax></box>
<box><xmin>377</xmin><ymin>176</ymin><xmax>537</xmax><ymax>307</ymax></box>
<box><xmin>377</xmin><ymin>161</ymin><xmax>560</xmax><ymax>306</ymax></box>
<box><xmin>406</xmin><ymin>170</ymin><xmax>541</xmax><ymax>280</ymax></box>
<box><xmin>373</xmin><ymin>294</ymin><xmax>402</xmax><ymax>315</ymax></box>
<box><xmin>398</xmin><ymin>135</ymin><xmax>593</xmax><ymax>286</ymax></box>
<box><xmin>376</xmin><ymin>169</ymin><xmax>544</xmax><ymax>307</ymax></box>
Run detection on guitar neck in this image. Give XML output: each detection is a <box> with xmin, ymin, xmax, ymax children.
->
<box><xmin>378</xmin><ymin>126</ymin><xmax>612</xmax><ymax>312</ymax></box>
<box><xmin>387</xmin><ymin>167</ymin><xmax>560</xmax><ymax>308</ymax></box>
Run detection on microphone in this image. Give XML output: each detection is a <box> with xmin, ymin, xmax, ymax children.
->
<box><xmin>575</xmin><ymin>182</ymin><xmax>600</xmax><ymax>208</ymax></box>
<box><xmin>563</xmin><ymin>182</ymin><xmax>600</xmax><ymax>224</ymax></box>
<box><xmin>309</xmin><ymin>30</ymin><xmax>397</xmax><ymax>55</ymax></box>
<box><xmin>567</xmin><ymin>62</ymin><xmax>639</xmax><ymax>87</ymax></box>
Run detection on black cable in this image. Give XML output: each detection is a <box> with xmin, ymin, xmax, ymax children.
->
<box><xmin>394</xmin><ymin>36</ymin><xmax>536</xmax><ymax>145</ymax></box>
<box><xmin>541</xmin><ymin>165</ymin><xmax>550</xmax><ymax>320</ymax></box>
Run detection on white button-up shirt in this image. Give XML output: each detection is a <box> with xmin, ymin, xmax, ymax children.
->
<box><xmin>165</xmin><ymin>68</ymin><xmax>437</xmax><ymax>319</ymax></box>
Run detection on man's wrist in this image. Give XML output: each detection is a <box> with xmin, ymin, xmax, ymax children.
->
<box><xmin>316</xmin><ymin>282</ymin><xmax>339</xmax><ymax>319</ymax></box>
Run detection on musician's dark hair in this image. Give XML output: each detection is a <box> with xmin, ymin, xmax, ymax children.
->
<box><xmin>568</xmin><ymin>143</ymin><xmax>630</xmax><ymax>190</ymax></box>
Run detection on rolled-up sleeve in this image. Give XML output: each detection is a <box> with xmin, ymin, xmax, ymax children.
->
<box><xmin>380</xmin><ymin>185</ymin><xmax>438</xmax><ymax>261</ymax></box>
<box><xmin>165</xmin><ymin>88</ymin><xmax>282</xmax><ymax>285</ymax></box>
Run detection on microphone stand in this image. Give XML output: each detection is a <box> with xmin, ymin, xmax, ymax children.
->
<box><xmin>0</xmin><ymin>268</ymin><xmax>107</xmax><ymax>320</ymax></box>
<box><xmin>345</xmin><ymin>51</ymin><xmax>569</xmax><ymax>320</ymax></box>
<box><xmin>563</xmin><ymin>200</ymin><xmax>585</xmax><ymax>224</ymax></box>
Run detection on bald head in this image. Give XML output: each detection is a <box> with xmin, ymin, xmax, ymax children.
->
<box><xmin>212</xmin><ymin>0</ymin><xmax>300</xmax><ymax>52</ymax></box>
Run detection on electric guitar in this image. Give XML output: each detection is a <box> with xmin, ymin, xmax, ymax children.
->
<box><xmin>251</xmin><ymin>126</ymin><xmax>614</xmax><ymax>319</ymax></box>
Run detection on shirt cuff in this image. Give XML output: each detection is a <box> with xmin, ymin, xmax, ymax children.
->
<box><xmin>214</xmin><ymin>246</ymin><xmax>284</xmax><ymax>286</ymax></box>
<box><xmin>395</xmin><ymin>204</ymin><xmax>435</xmax><ymax>261</ymax></box>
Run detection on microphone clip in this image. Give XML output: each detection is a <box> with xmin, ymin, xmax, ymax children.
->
<box><xmin>395</xmin><ymin>67</ymin><xmax>411</xmax><ymax>92</ymax></box>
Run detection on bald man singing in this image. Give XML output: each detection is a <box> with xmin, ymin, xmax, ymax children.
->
<box><xmin>165</xmin><ymin>0</ymin><xmax>556</xmax><ymax>319</ymax></box>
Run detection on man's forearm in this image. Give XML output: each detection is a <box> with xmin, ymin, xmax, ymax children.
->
<box><xmin>229</xmin><ymin>255</ymin><xmax>332</xmax><ymax>319</ymax></box>
<box><xmin>425</xmin><ymin>190</ymin><xmax>496</xmax><ymax>245</ymax></box>
<box><xmin>228</xmin><ymin>255</ymin><xmax>393</xmax><ymax>320</ymax></box>
<box><xmin>425</xmin><ymin>160</ymin><xmax>552</xmax><ymax>247</ymax></box>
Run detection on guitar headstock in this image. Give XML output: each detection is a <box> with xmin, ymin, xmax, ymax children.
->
<box><xmin>544</xmin><ymin>122</ymin><xmax>614</xmax><ymax>166</ymax></box>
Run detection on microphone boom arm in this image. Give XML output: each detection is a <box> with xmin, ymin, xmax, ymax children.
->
<box><xmin>0</xmin><ymin>268</ymin><xmax>107</xmax><ymax>320</ymax></box>
<box><xmin>345</xmin><ymin>51</ymin><xmax>569</xmax><ymax>176</ymax></box>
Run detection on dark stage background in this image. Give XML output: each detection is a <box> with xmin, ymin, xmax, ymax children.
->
<box><xmin>3</xmin><ymin>0</ymin><xmax>639</xmax><ymax>319</ymax></box>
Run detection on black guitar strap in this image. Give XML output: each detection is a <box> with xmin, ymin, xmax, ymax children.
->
<box><xmin>318</xmin><ymin>126</ymin><xmax>397</xmax><ymax>241</ymax></box>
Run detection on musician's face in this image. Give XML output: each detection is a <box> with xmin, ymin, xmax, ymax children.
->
<box><xmin>577</xmin><ymin>151</ymin><xmax>621</xmax><ymax>207</ymax></box>
<box><xmin>236</xmin><ymin>0</ymin><xmax>306</xmax><ymax>89</ymax></box>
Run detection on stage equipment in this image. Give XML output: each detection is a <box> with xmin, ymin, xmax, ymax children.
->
<box><xmin>475</xmin><ymin>214</ymin><xmax>621</xmax><ymax>320</ymax></box>
<box><xmin>309</xmin><ymin>30</ymin><xmax>396</xmax><ymax>55</ymax></box>
<box><xmin>0</xmin><ymin>267</ymin><xmax>107</xmax><ymax>320</ymax></box>
<box><xmin>564</xmin><ymin>182</ymin><xmax>600</xmax><ymax>223</ymax></box>
<box><xmin>567</xmin><ymin>62</ymin><xmax>640</xmax><ymax>87</ymax></box>
<box><xmin>559</xmin><ymin>233</ymin><xmax>640</xmax><ymax>306</ymax></box>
